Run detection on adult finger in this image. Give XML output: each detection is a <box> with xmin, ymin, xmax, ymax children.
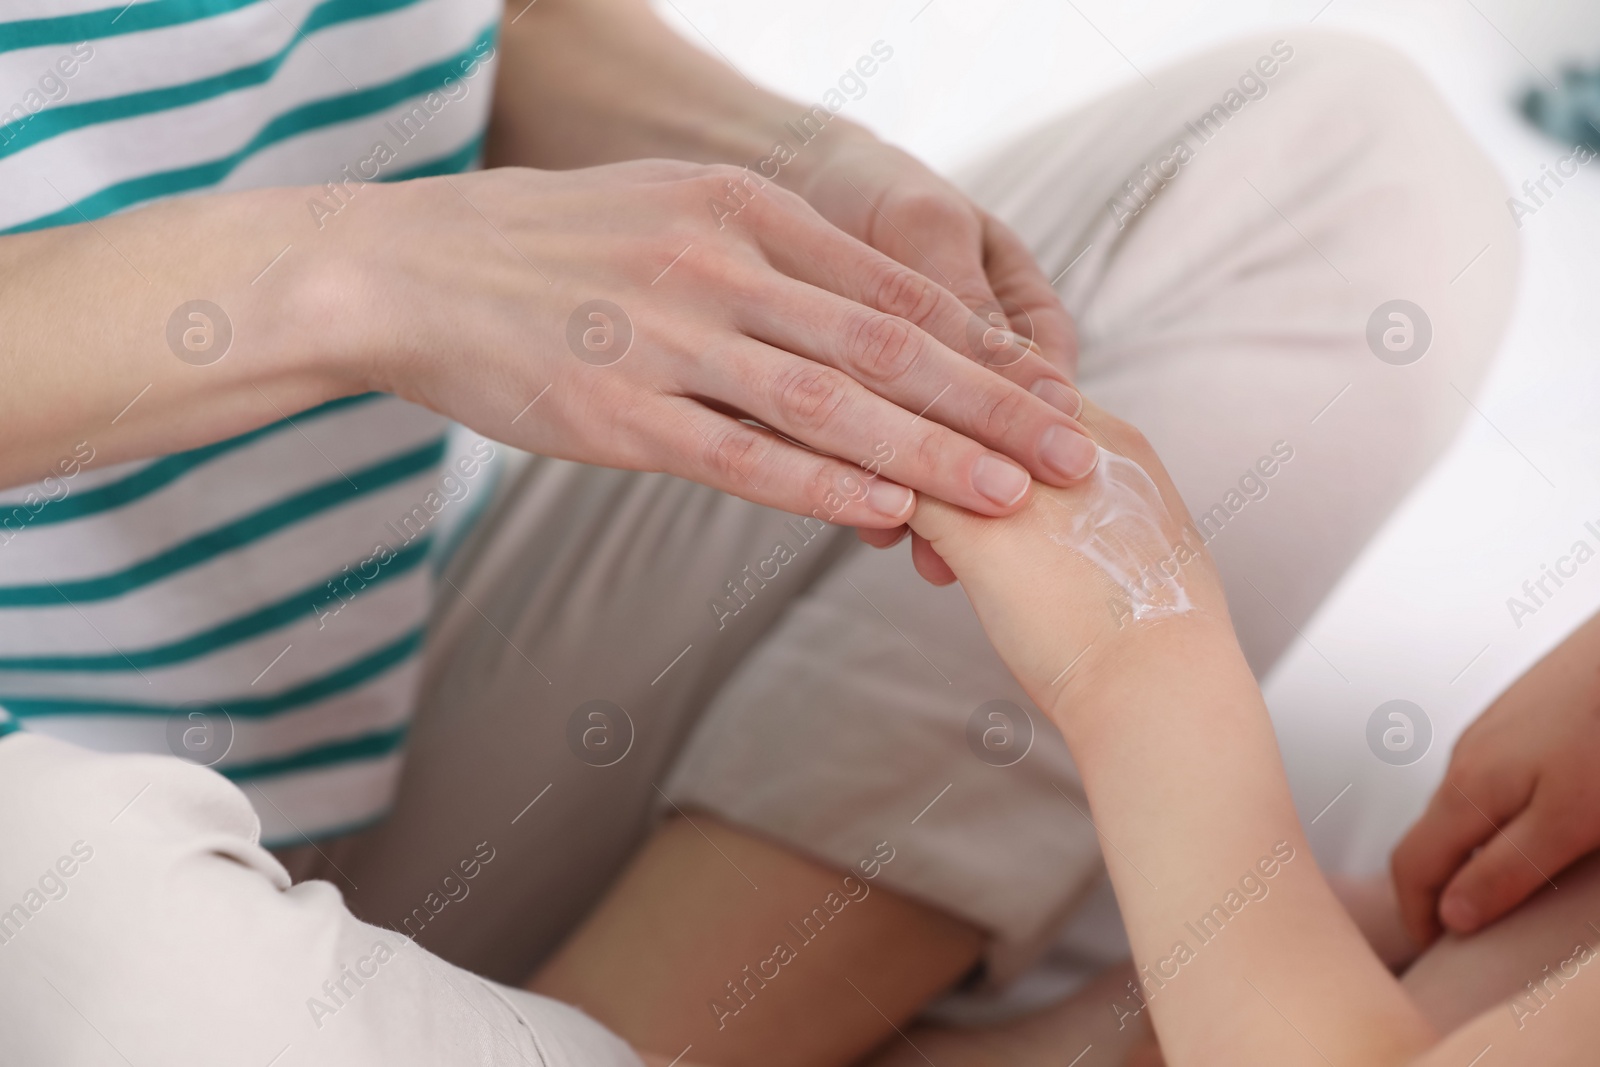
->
<box><xmin>982</xmin><ymin>213</ymin><xmax>1080</xmax><ymax>378</ymax></box>
<box><xmin>864</xmin><ymin>188</ymin><xmax>997</xmax><ymax>312</ymax></box>
<box><xmin>1436</xmin><ymin>788</ymin><xmax>1581</xmax><ymax>935</ymax></box>
<box><xmin>740</xmin><ymin>278</ymin><xmax>1100</xmax><ymax>499</ymax></box>
<box><xmin>1391</xmin><ymin>769</ymin><xmax>1532</xmax><ymax>947</ymax></box>
<box><xmin>651</xmin><ymin>396</ymin><xmax>917</xmax><ymax>529</ymax></box>
<box><xmin>747</xmin><ymin>193</ymin><xmax>1082</xmax><ymax>405</ymax></box>
<box><xmin>698</xmin><ymin>339</ymin><xmax>1046</xmax><ymax>517</ymax></box>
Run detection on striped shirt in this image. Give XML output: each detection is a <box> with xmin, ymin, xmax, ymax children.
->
<box><xmin>0</xmin><ymin>0</ymin><xmax>504</xmax><ymax>845</ymax></box>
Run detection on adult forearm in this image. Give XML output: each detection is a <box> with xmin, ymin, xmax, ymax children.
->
<box><xmin>0</xmin><ymin>187</ymin><xmax>359</xmax><ymax>491</ymax></box>
<box><xmin>486</xmin><ymin>0</ymin><xmax>872</xmax><ymax>182</ymax></box>
<box><xmin>3</xmin><ymin>158</ymin><xmax>1087</xmax><ymax>525</ymax></box>
<box><xmin>1056</xmin><ymin>627</ymin><xmax>1435</xmax><ymax>1065</ymax></box>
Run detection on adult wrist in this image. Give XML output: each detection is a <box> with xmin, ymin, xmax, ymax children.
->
<box><xmin>259</xmin><ymin>181</ymin><xmax>408</xmax><ymax>403</ymax></box>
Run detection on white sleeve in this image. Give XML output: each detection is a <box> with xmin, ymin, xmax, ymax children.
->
<box><xmin>0</xmin><ymin>733</ymin><xmax>642</xmax><ymax>1067</ymax></box>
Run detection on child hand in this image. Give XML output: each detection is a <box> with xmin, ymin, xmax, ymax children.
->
<box><xmin>905</xmin><ymin>400</ymin><xmax>1235</xmax><ymax>723</ymax></box>
<box><xmin>1392</xmin><ymin>610</ymin><xmax>1600</xmax><ymax>945</ymax></box>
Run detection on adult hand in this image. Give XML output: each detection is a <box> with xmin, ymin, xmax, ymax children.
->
<box><xmin>790</xmin><ymin>133</ymin><xmax>1082</xmax><ymax>578</ymax></box>
<box><xmin>795</xmin><ymin>134</ymin><xmax>1079</xmax><ymax>375</ymax></box>
<box><xmin>332</xmin><ymin>159</ymin><xmax>1096</xmax><ymax>528</ymax></box>
<box><xmin>1392</xmin><ymin>610</ymin><xmax>1600</xmax><ymax>946</ymax></box>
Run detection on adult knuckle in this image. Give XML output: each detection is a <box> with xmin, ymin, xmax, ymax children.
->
<box><xmin>846</xmin><ymin>311</ymin><xmax>923</xmax><ymax>385</ymax></box>
<box><xmin>678</xmin><ymin>243</ymin><xmax>741</xmax><ymax>287</ymax></box>
<box><xmin>762</xmin><ymin>182</ymin><xmax>809</xmax><ymax>213</ymax></box>
<box><xmin>700</xmin><ymin>423</ymin><xmax>768</xmax><ymax>483</ymax></box>
<box><xmin>803</xmin><ymin>463</ymin><xmax>846</xmax><ymax>512</ymax></box>
<box><xmin>910</xmin><ymin>426</ymin><xmax>953</xmax><ymax>475</ymax></box>
<box><xmin>893</xmin><ymin>189</ymin><xmax>967</xmax><ymax>231</ymax></box>
<box><xmin>973</xmin><ymin>382</ymin><xmax>1032</xmax><ymax>439</ymax></box>
<box><xmin>696</xmin><ymin>163</ymin><xmax>763</xmax><ymax>205</ymax></box>
<box><xmin>868</xmin><ymin>262</ymin><xmax>943</xmax><ymax>325</ymax></box>
<box><xmin>775</xmin><ymin>365</ymin><xmax>849</xmax><ymax>432</ymax></box>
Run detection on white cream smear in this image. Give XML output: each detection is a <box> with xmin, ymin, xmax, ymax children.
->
<box><xmin>1044</xmin><ymin>447</ymin><xmax>1195</xmax><ymax>623</ymax></box>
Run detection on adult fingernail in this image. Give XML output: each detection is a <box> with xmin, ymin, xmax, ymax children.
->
<box><xmin>1439</xmin><ymin>895</ymin><xmax>1477</xmax><ymax>932</ymax></box>
<box><xmin>1031</xmin><ymin>378</ymin><xmax>1082</xmax><ymax>418</ymax></box>
<box><xmin>867</xmin><ymin>480</ymin><xmax>914</xmax><ymax>519</ymax></box>
<box><xmin>1039</xmin><ymin>424</ymin><xmax>1100</xmax><ymax>481</ymax></box>
<box><xmin>972</xmin><ymin>455</ymin><xmax>1030</xmax><ymax>507</ymax></box>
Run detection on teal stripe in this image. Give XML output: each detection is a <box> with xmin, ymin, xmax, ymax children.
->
<box><xmin>0</xmin><ymin>625</ymin><xmax>422</xmax><ymax>717</ymax></box>
<box><xmin>0</xmin><ymin>0</ymin><xmax>263</xmax><ymax>55</ymax></box>
<box><xmin>0</xmin><ymin>393</ymin><xmax>382</xmax><ymax>526</ymax></box>
<box><xmin>0</xmin><ymin>436</ymin><xmax>445</xmax><ymax>607</ymax></box>
<box><xmin>4</xmin><ymin>23</ymin><xmax>496</xmax><ymax>234</ymax></box>
<box><xmin>0</xmin><ymin>710</ymin><xmax>18</xmax><ymax>738</ymax></box>
<box><xmin>0</xmin><ymin>536</ymin><xmax>430</xmax><ymax>671</ymax></box>
<box><xmin>0</xmin><ymin>0</ymin><xmax>427</xmax><ymax>161</ymax></box>
<box><xmin>386</xmin><ymin>125</ymin><xmax>484</xmax><ymax>181</ymax></box>
<box><xmin>220</xmin><ymin>721</ymin><xmax>406</xmax><ymax>780</ymax></box>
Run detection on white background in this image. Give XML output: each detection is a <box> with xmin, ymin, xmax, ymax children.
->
<box><xmin>658</xmin><ymin>0</ymin><xmax>1600</xmax><ymax>875</ymax></box>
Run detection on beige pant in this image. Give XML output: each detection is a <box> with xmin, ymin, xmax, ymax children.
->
<box><xmin>286</xmin><ymin>28</ymin><xmax>1516</xmax><ymax>996</ymax></box>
